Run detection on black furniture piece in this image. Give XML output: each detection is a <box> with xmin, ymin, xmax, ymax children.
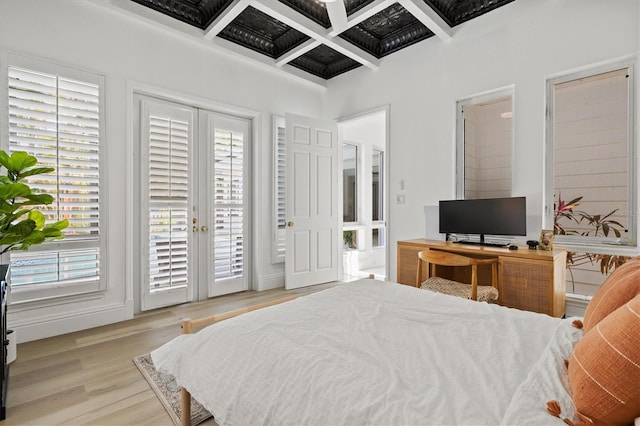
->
<box><xmin>0</xmin><ymin>264</ymin><xmax>8</xmax><ymax>420</ymax></box>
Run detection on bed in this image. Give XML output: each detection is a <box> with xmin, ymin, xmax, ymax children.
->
<box><xmin>152</xmin><ymin>278</ymin><xmax>589</xmax><ymax>426</ymax></box>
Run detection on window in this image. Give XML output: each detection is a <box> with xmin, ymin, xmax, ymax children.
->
<box><xmin>213</xmin><ymin>126</ymin><xmax>245</xmax><ymax>281</ymax></box>
<box><xmin>146</xmin><ymin>111</ymin><xmax>190</xmax><ymax>292</ymax></box>
<box><xmin>7</xmin><ymin>61</ymin><xmax>104</xmax><ymax>300</ymax></box>
<box><xmin>457</xmin><ymin>90</ymin><xmax>513</xmax><ymax>198</ymax></box>
<box><xmin>547</xmin><ymin>65</ymin><xmax>635</xmax><ymax>245</ymax></box>
<box><xmin>343</xmin><ymin>143</ymin><xmax>358</xmax><ymax>223</ymax></box>
<box><xmin>546</xmin><ymin>62</ymin><xmax>636</xmax><ymax>296</ymax></box>
<box><xmin>343</xmin><ymin>229</ymin><xmax>358</xmax><ymax>250</ymax></box>
<box><xmin>272</xmin><ymin>116</ymin><xmax>285</xmax><ymax>264</ymax></box>
<box><xmin>372</xmin><ymin>227</ymin><xmax>384</xmax><ymax>248</ymax></box>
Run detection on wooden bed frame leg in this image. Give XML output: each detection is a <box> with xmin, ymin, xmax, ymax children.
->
<box><xmin>181</xmin><ymin>387</ymin><xmax>191</xmax><ymax>426</ymax></box>
<box><xmin>180</xmin><ymin>318</ymin><xmax>192</xmax><ymax>426</ymax></box>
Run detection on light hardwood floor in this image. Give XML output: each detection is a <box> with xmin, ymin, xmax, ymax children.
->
<box><xmin>5</xmin><ymin>283</ymin><xmax>337</xmax><ymax>425</ymax></box>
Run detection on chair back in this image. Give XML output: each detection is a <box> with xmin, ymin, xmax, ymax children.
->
<box><xmin>416</xmin><ymin>249</ymin><xmax>498</xmax><ymax>300</ymax></box>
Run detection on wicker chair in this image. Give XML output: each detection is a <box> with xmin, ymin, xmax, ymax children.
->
<box><xmin>416</xmin><ymin>249</ymin><xmax>499</xmax><ymax>302</ymax></box>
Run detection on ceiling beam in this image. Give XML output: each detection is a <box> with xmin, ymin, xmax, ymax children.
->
<box><xmin>275</xmin><ymin>39</ymin><xmax>322</xmax><ymax>67</ymax></box>
<box><xmin>328</xmin><ymin>0</ymin><xmax>395</xmax><ymax>37</ymax></box>
<box><xmin>248</xmin><ymin>0</ymin><xmax>379</xmax><ymax>70</ymax></box>
<box><xmin>203</xmin><ymin>0</ymin><xmax>249</xmax><ymax>40</ymax></box>
<box><xmin>324</xmin><ymin>0</ymin><xmax>348</xmax><ymax>34</ymax></box>
<box><xmin>399</xmin><ymin>0</ymin><xmax>452</xmax><ymax>41</ymax></box>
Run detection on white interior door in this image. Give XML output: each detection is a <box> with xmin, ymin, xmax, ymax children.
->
<box><xmin>285</xmin><ymin>113</ymin><xmax>340</xmax><ymax>289</ymax></box>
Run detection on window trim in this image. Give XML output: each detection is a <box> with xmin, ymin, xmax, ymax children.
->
<box><xmin>2</xmin><ymin>52</ymin><xmax>107</xmax><ymax>304</ymax></box>
<box><xmin>544</xmin><ymin>59</ymin><xmax>637</xmax><ymax>248</ymax></box>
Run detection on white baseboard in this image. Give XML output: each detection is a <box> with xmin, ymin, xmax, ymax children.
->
<box><xmin>255</xmin><ymin>272</ymin><xmax>284</xmax><ymax>291</ymax></box>
<box><xmin>8</xmin><ymin>302</ymin><xmax>132</xmax><ymax>343</ymax></box>
<box><xmin>565</xmin><ymin>293</ymin><xmax>591</xmax><ymax>318</ymax></box>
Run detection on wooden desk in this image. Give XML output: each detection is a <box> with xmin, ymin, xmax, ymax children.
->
<box><xmin>397</xmin><ymin>239</ymin><xmax>567</xmax><ymax>317</ymax></box>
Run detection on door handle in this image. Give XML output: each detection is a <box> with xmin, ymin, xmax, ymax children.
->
<box><xmin>287</xmin><ymin>221</ymin><xmax>294</xmax><ymax>228</ymax></box>
<box><xmin>192</xmin><ymin>226</ymin><xmax>199</xmax><ymax>233</ymax></box>
<box><xmin>201</xmin><ymin>225</ymin><xmax>208</xmax><ymax>232</ymax></box>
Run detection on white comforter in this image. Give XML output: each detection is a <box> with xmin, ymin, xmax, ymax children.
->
<box><xmin>152</xmin><ymin>279</ymin><xmax>578</xmax><ymax>426</ymax></box>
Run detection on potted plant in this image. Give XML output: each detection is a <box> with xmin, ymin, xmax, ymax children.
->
<box><xmin>0</xmin><ymin>150</ymin><xmax>68</xmax><ymax>256</ymax></box>
<box><xmin>554</xmin><ymin>193</ymin><xmax>630</xmax><ymax>290</ymax></box>
<box><xmin>0</xmin><ymin>150</ymin><xmax>68</xmax><ymax>419</ymax></box>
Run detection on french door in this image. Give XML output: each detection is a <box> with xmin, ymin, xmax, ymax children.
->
<box><xmin>138</xmin><ymin>96</ymin><xmax>249</xmax><ymax>311</ymax></box>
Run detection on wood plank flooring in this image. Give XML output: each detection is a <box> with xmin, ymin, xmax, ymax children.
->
<box><xmin>5</xmin><ymin>283</ymin><xmax>337</xmax><ymax>425</ymax></box>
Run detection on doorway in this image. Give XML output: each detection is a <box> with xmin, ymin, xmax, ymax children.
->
<box><xmin>134</xmin><ymin>94</ymin><xmax>251</xmax><ymax>311</ymax></box>
<box><xmin>339</xmin><ymin>108</ymin><xmax>388</xmax><ymax>281</ymax></box>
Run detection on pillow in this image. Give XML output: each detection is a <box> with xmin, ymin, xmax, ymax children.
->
<box><xmin>583</xmin><ymin>256</ymin><xmax>640</xmax><ymax>332</ymax></box>
<box><xmin>568</xmin><ymin>294</ymin><xmax>640</xmax><ymax>425</ymax></box>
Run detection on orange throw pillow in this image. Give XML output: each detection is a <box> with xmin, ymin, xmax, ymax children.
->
<box><xmin>568</xmin><ymin>294</ymin><xmax>640</xmax><ymax>425</ymax></box>
<box><xmin>583</xmin><ymin>256</ymin><xmax>640</xmax><ymax>332</ymax></box>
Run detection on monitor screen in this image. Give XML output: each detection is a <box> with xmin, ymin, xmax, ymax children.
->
<box><xmin>439</xmin><ymin>197</ymin><xmax>526</xmax><ymax>237</ymax></box>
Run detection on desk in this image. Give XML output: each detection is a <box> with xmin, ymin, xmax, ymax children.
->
<box><xmin>397</xmin><ymin>239</ymin><xmax>567</xmax><ymax>317</ymax></box>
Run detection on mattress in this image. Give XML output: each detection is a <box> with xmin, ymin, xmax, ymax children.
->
<box><xmin>152</xmin><ymin>279</ymin><xmax>580</xmax><ymax>425</ymax></box>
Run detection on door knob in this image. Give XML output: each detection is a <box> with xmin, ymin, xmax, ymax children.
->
<box><xmin>287</xmin><ymin>221</ymin><xmax>294</xmax><ymax>228</ymax></box>
<box><xmin>201</xmin><ymin>225</ymin><xmax>208</xmax><ymax>232</ymax></box>
<box><xmin>192</xmin><ymin>226</ymin><xmax>199</xmax><ymax>233</ymax></box>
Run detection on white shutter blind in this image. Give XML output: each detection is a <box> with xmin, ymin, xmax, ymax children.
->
<box><xmin>274</xmin><ymin>118</ymin><xmax>286</xmax><ymax>263</ymax></box>
<box><xmin>214</xmin><ymin>128</ymin><xmax>244</xmax><ymax>280</ymax></box>
<box><xmin>8</xmin><ymin>66</ymin><xmax>101</xmax><ymax>287</ymax></box>
<box><xmin>147</xmin><ymin>116</ymin><xmax>189</xmax><ymax>291</ymax></box>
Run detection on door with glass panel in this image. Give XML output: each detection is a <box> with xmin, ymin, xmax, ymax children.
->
<box><xmin>199</xmin><ymin>111</ymin><xmax>249</xmax><ymax>297</ymax></box>
<box><xmin>139</xmin><ymin>98</ymin><xmax>249</xmax><ymax>310</ymax></box>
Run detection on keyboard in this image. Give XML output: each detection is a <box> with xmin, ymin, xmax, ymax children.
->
<box><xmin>454</xmin><ymin>240</ymin><xmax>510</xmax><ymax>248</ymax></box>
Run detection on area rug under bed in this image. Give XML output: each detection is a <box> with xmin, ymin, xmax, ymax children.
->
<box><xmin>133</xmin><ymin>353</ymin><xmax>213</xmax><ymax>426</ymax></box>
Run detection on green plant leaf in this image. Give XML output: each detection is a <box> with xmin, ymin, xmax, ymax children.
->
<box><xmin>6</xmin><ymin>219</ymin><xmax>37</xmax><ymax>237</ymax></box>
<box><xmin>0</xmin><ymin>151</ymin><xmax>11</xmax><ymax>171</ymax></box>
<box><xmin>0</xmin><ymin>150</ymin><xmax>65</xmax><ymax>255</ymax></box>
<box><xmin>0</xmin><ymin>182</ymin><xmax>32</xmax><ymax>200</ymax></box>
<box><xmin>18</xmin><ymin>167</ymin><xmax>55</xmax><ymax>180</ymax></box>
<box><xmin>49</xmin><ymin>219</ymin><xmax>69</xmax><ymax>230</ymax></box>
<box><xmin>21</xmin><ymin>193</ymin><xmax>54</xmax><ymax>205</ymax></box>
<box><xmin>42</xmin><ymin>228</ymin><xmax>64</xmax><ymax>238</ymax></box>
<box><xmin>42</xmin><ymin>220</ymin><xmax>68</xmax><ymax>236</ymax></box>
<box><xmin>28</xmin><ymin>210</ymin><xmax>46</xmax><ymax>228</ymax></box>
<box><xmin>8</xmin><ymin>151</ymin><xmax>37</xmax><ymax>172</ymax></box>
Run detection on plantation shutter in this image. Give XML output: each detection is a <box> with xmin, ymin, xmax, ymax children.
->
<box><xmin>214</xmin><ymin>127</ymin><xmax>245</xmax><ymax>281</ymax></box>
<box><xmin>147</xmin><ymin>114</ymin><xmax>190</xmax><ymax>291</ymax></box>
<box><xmin>273</xmin><ymin>116</ymin><xmax>286</xmax><ymax>263</ymax></box>
<box><xmin>7</xmin><ymin>66</ymin><xmax>101</xmax><ymax>289</ymax></box>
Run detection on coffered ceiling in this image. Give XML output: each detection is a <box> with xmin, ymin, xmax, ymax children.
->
<box><xmin>111</xmin><ymin>0</ymin><xmax>516</xmax><ymax>85</ymax></box>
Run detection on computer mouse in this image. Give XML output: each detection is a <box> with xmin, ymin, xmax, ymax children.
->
<box><xmin>508</xmin><ymin>245</ymin><xmax>518</xmax><ymax>250</ymax></box>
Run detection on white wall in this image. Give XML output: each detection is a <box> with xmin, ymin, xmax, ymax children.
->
<box><xmin>324</xmin><ymin>0</ymin><xmax>640</xmax><ymax>283</ymax></box>
<box><xmin>0</xmin><ymin>0</ymin><xmax>325</xmax><ymax>341</ymax></box>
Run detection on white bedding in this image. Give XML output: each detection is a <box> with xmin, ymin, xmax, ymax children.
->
<box><xmin>152</xmin><ymin>279</ymin><xmax>578</xmax><ymax>426</ymax></box>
